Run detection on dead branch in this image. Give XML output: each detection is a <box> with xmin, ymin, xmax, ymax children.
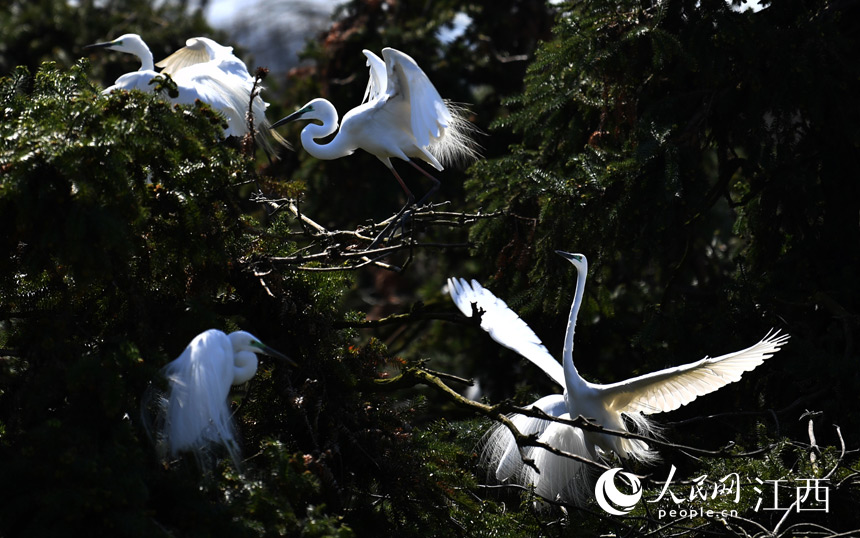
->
<box><xmin>333</xmin><ymin>309</ymin><xmax>477</xmax><ymax>330</ymax></box>
<box><xmin>249</xmin><ymin>194</ymin><xmax>509</xmax><ymax>273</ymax></box>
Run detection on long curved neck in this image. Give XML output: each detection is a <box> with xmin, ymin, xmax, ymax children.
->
<box><xmin>128</xmin><ymin>40</ymin><xmax>155</xmax><ymax>72</ymax></box>
<box><xmin>300</xmin><ymin>101</ymin><xmax>355</xmax><ymax>161</ymax></box>
<box><xmin>232</xmin><ymin>351</ymin><xmax>258</xmax><ymax>385</ymax></box>
<box><xmin>563</xmin><ymin>262</ymin><xmax>588</xmax><ymax>389</ymax></box>
<box><xmin>138</xmin><ymin>52</ymin><xmax>155</xmax><ymax>72</ymax></box>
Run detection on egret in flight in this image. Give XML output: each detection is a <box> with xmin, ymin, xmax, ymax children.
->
<box><xmin>448</xmin><ymin>252</ymin><xmax>789</xmax><ymax>504</ymax></box>
<box><xmin>270</xmin><ymin>47</ymin><xmax>479</xmax><ymax>208</ymax></box>
<box><xmin>85</xmin><ymin>34</ymin><xmax>283</xmax><ymax>146</ymax></box>
<box><xmin>145</xmin><ymin>329</ymin><xmax>295</xmax><ymax>468</ymax></box>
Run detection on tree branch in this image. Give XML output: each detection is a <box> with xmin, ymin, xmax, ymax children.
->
<box><xmin>248</xmin><ymin>195</ymin><xmax>507</xmax><ymax>272</ymax></box>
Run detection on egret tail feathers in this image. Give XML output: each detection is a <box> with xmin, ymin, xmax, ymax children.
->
<box><xmin>429</xmin><ymin>101</ymin><xmax>481</xmax><ymax>168</ymax></box>
<box><xmin>522</xmin><ymin>417</ymin><xmax>596</xmax><ymax>505</ymax></box>
<box><xmin>149</xmin><ymin>357</ymin><xmax>243</xmax><ymax>470</ymax></box>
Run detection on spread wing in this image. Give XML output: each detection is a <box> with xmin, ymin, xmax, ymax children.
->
<box><xmin>362</xmin><ymin>49</ymin><xmax>387</xmax><ymax>104</ymax></box>
<box><xmin>382</xmin><ymin>47</ymin><xmax>450</xmax><ymax>149</ymax></box>
<box><xmin>448</xmin><ymin>277</ymin><xmax>566</xmax><ymax>387</ymax></box>
<box><xmin>156</xmin><ymin>38</ymin><xmax>212</xmax><ymax>74</ymax></box>
<box><xmin>158</xmin><ymin>38</ymin><xmax>253</xmax><ymax>86</ymax></box>
<box><xmin>600</xmin><ymin>330</ymin><xmax>789</xmax><ymax>415</ymax></box>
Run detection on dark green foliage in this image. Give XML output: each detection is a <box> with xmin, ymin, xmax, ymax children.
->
<box><xmin>0</xmin><ymin>58</ymin><xmax>537</xmax><ymax>538</ymax></box>
<box><xmin>2</xmin><ymin>0</ymin><xmax>860</xmax><ymax>536</ymax></box>
<box><xmin>466</xmin><ymin>0</ymin><xmax>859</xmax><ymax>415</ymax></box>
<box><xmin>0</xmin><ymin>60</ymin><xmax>254</xmax><ymax>536</ymax></box>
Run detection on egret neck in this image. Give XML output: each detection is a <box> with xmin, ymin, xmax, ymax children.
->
<box><xmin>562</xmin><ymin>255</ymin><xmax>589</xmax><ymax>395</ymax></box>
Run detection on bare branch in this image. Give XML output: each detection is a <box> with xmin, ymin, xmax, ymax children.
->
<box><xmin>369</xmin><ymin>365</ymin><xmax>612</xmax><ymax>473</ymax></box>
<box><xmin>248</xmin><ymin>195</ymin><xmax>510</xmax><ymax>273</ymax></box>
<box><xmin>333</xmin><ymin>309</ymin><xmax>479</xmax><ymax>330</ymax></box>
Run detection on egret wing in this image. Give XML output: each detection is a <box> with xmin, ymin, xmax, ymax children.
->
<box><xmin>448</xmin><ymin>277</ymin><xmax>566</xmax><ymax>387</ymax></box>
<box><xmin>159</xmin><ymin>38</ymin><xmax>256</xmax><ymax>88</ymax></box>
<box><xmin>362</xmin><ymin>49</ymin><xmax>387</xmax><ymax>104</ymax></box>
<box><xmin>172</xmin><ymin>66</ymin><xmax>251</xmax><ymax>137</ymax></box>
<box><xmin>161</xmin><ymin>330</ymin><xmax>238</xmax><ymax>465</ymax></box>
<box><xmin>382</xmin><ymin>48</ymin><xmax>450</xmax><ymax>149</ymax></box>
<box><xmin>600</xmin><ymin>330</ymin><xmax>789</xmax><ymax>415</ymax></box>
<box><xmin>156</xmin><ymin>39</ymin><xmax>212</xmax><ymax>74</ymax></box>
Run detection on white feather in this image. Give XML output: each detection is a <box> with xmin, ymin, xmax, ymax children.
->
<box><xmin>521</xmin><ymin>414</ymin><xmax>596</xmax><ymax>504</ymax></box>
<box><xmin>452</xmin><ymin>251</ymin><xmax>789</xmax><ymax>506</ymax></box>
<box><xmin>448</xmin><ymin>277</ymin><xmax>565</xmax><ymax>387</ymax></box>
<box><xmin>601</xmin><ymin>329</ymin><xmax>790</xmax><ymax>415</ymax></box>
<box><xmin>156</xmin><ymin>330</ymin><xmax>242</xmax><ymax>468</ymax></box>
<box><xmin>482</xmin><ymin>394</ymin><xmax>567</xmax><ymax>481</ymax></box>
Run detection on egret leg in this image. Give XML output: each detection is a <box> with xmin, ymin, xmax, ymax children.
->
<box><xmin>368</xmin><ymin>167</ymin><xmax>415</xmax><ymax>248</ymax></box>
<box><xmin>390</xmin><ymin>166</ymin><xmax>415</xmax><ymax>205</ymax></box>
<box><xmin>408</xmin><ymin>160</ymin><xmax>441</xmax><ymax>207</ymax></box>
<box><xmin>368</xmin><ymin>163</ymin><xmax>439</xmax><ymax>249</ymax></box>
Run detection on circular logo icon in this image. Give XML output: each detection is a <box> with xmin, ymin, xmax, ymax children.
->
<box><xmin>594</xmin><ymin>468</ymin><xmax>643</xmax><ymax>515</ymax></box>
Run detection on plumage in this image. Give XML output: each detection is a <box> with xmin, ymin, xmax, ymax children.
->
<box><xmin>448</xmin><ymin>277</ymin><xmax>565</xmax><ymax>386</ymax></box>
<box><xmin>144</xmin><ymin>329</ymin><xmax>293</xmax><ymax>469</ymax></box>
<box><xmin>271</xmin><ymin>47</ymin><xmax>479</xmax><ymax>205</ymax></box>
<box><xmin>85</xmin><ymin>34</ymin><xmax>284</xmax><ymax>147</ymax></box>
<box><xmin>451</xmin><ymin>252</ymin><xmax>789</xmax><ymax>504</ymax></box>
<box><xmin>156</xmin><ymin>37</ymin><xmax>245</xmax><ymax>81</ymax></box>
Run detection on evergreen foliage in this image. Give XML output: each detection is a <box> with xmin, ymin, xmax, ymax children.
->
<box><xmin>1</xmin><ymin>0</ymin><xmax>859</xmax><ymax>536</ymax></box>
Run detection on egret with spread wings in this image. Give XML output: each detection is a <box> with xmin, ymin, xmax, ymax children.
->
<box><xmin>270</xmin><ymin>48</ymin><xmax>479</xmax><ymax>208</ymax></box>
<box><xmin>449</xmin><ymin>251</ymin><xmax>789</xmax><ymax>503</ymax></box>
<box><xmin>85</xmin><ymin>34</ymin><xmax>283</xmax><ymax>147</ymax></box>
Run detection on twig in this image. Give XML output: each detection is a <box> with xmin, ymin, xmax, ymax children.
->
<box><xmin>333</xmin><ymin>310</ymin><xmax>475</xmax><ymax>329</ymax></box>
<box><xmin>249</xmin><ymin>196</ymin><xmax>488</xmax><ymax>272</ymax></box>
<box><xmin>369</xmin><ymin>365</ymin><xmax>612</xmax><ymax>474</ymax></box>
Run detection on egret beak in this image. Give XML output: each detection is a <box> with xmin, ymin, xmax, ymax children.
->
<box><xmin>555</xmin><ymin>250</ymin><xmax>584</xmax><ymax>263</ymax></box>
<box><xmin>270</xmin><ymin>105</ymin><xmax>313</xmax><ymax>129</ymax></box>
<box><xmin>83</xmin><ymin>41</ymin><xmax>117</xmax><ymax>51</ymax></box>
<box><xmin>251</xmin><ymin>340</ymin><xmax>297</xmax><ymax>367</ymax></box>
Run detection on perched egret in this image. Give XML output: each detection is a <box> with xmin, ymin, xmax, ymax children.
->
<box><xmin>448</xmin><ymin>252</ymin><xmax>789</xmax><ymax>504</ymax></box>
<box><xmin>85</xmin><ymin>34</ymin><xmax>281</xmax><ymax>144</ymax></box>
<box><xmin>155</xmin><ymin>36</ymin><xmax>286</xmax><ymax>150</ymax></box>
<box><xmin>157</xmin><ymin>37</ymin><xmax>256</xmax><ymax>86</ymax></box>
<box><xmin>145</xmin><ymin>329</ymin><xmax>295</xmax><ymax>468</ymax></box>
<box><xmin>270</xmin><ymin>47</ymin><xmax>479</xmax><ymax>207</ymax></box>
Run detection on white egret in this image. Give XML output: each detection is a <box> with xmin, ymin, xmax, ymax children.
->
<box><xmin>270</xmin><ymin>47</ymin><xmax>479</xmax><ymax>207</ymax></box>
<box><xmin>85</xmin><ymin>34</ymin><xmax>280</xmax><ymax>143</ymax></box>
<box><xmin>156</xmin><ymin>37</ymin><xmax>256</xmax><ymax>86</ymax></box>
<box><xmin>145</xmin><ymin>329</ymin><xmax>295</xmax><ymax>468</ymax></box>
<box><xmin>155</xmin><ymin>36</ymin><xmax>286</xmax><ymax>150</ymax></box>
<box><xmin>448</xmin><ymin>251</ymin><xmax>789</xmax><ymax>504</ymax></box>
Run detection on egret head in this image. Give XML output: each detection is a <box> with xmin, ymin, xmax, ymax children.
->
<box><xmin>84</xmin><ymin>33</ymin><xmax>149</xmax><ymax>57</ymax></box>
<box><xmin>270</xmin><ymin>98</ymin><xmax>332</xmax><ymax>128</ymax></box>
<box><xmin>556</xmin><ymin>250</ymin><xmax>588</xmax><ymax>275</ymax></box>
<box><xmin>228</xmin><ymin>331</ymin><xmax>296</xmax><ymax>366</ymax></box>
